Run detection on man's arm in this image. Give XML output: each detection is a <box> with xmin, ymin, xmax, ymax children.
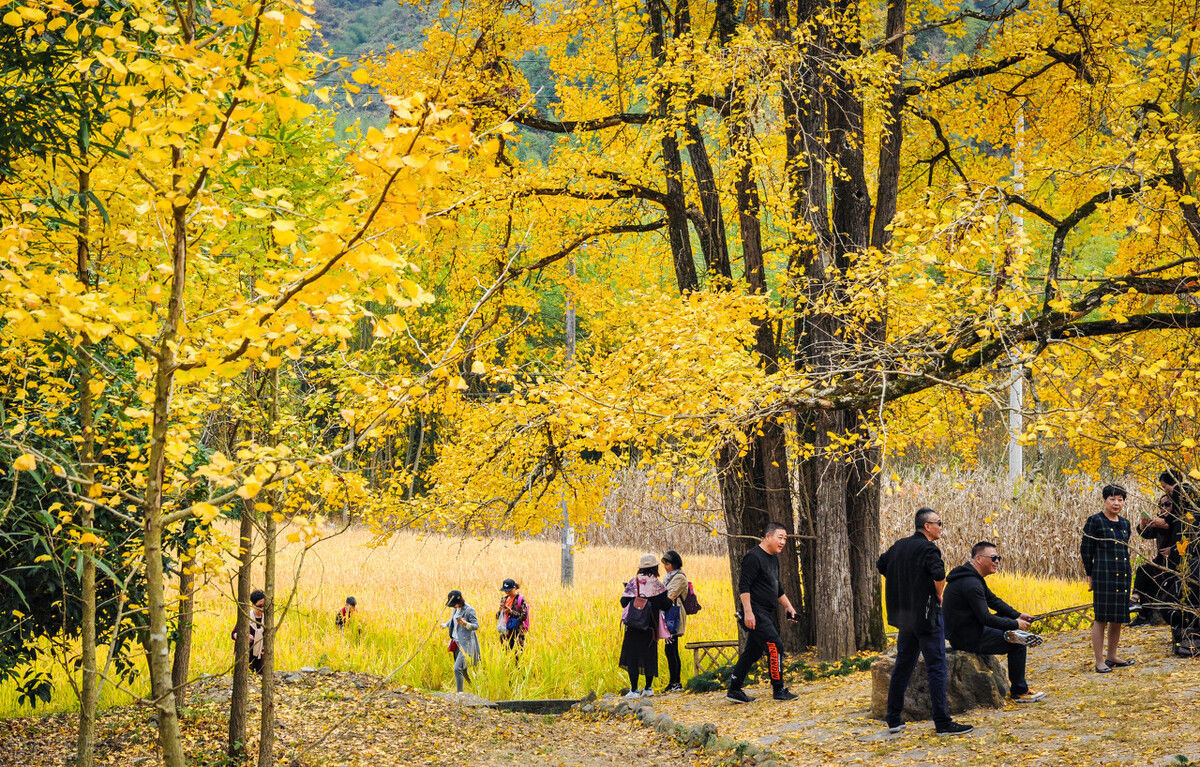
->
<box><xmin>778</xmin><ymin>593</ymin><xmax>797</xmax><ymax>620</ymax></box>
<box><xmin>739</xmin><ymin>592</ymin><xmax>756</xmax><ymax>629</ymax></box>
<box><xmin>934</xmin><ymin>579</ymin><xmax>946</xmax><ymax>604</ymax></box>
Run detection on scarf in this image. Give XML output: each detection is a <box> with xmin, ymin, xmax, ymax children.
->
<box><xmin>622</xmin><ymin>574</ymin><xmax>667</xmax><ymax>599</ymax></box>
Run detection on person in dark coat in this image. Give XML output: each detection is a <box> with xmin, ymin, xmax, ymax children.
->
<box><xmin>619</xmin><ymin>554</ymin><xmax>673</xmax><ymax>698</ymax></box>
<box><xmin>877</xmin><ymin>508</ymin><xmax>972</xmax><ymax>737</ymax></box>
<box><xmin>943</xmin><ymin>542</ymin><xmax>1044</xmax><ymax>702</ymax></box>
<box><xmin>726</xmin><ymin>522</ymin><xmax>800</xmax><ymax>703</ymax></box>
<box><xmin>1131</xmin><ymin>488</ymin><xmax>1181</xmax><ymax>627</ymax></box>
<box><xmin>1081</xmin><ymin>484</ymin><xmax>1134</xmax><ymax>672</ymax></box>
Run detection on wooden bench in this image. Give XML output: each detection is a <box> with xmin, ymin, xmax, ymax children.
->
<box><xmin>684</xmin><ymin>640</ymin><xmax>739</xmax><ymax>674</ymax></box>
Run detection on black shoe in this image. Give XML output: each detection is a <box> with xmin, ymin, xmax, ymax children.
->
<box><xmin>663</xmin><ymin>683</ymin><xmax>684</xmax><ymax>693</ymax></box>
<box><xmin>936</xmin><ymin>721</ymin><xmax>974</xmax><ymax>736</ymax></box>
<box><xmin>772</xmin><ymin>688</ymin><xmax>798</xmax><ymax>701</ymax></box>
<box><xmin>726</xmin><ymin>687</ymin><xmax>755</xmax><ymax>704</ymax></box>
<box><xmin>1129</xmin><ymin>616</ymin><xmax>1151</xmax><ymax>627</ymax></box>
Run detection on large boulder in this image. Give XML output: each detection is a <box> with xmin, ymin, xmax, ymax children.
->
<box><xmin>869</xmin><ymin>647</ymin><xmax>1009</xmax><ymax>720</ymax></box>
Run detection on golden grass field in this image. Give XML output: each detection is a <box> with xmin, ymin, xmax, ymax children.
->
<box><xmin>0</xmin><ymin>524</ymin><xmax>1090</xmax><ymax>719</ymax></box>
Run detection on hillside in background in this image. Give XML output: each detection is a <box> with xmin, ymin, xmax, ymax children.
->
<box><xmin>309</xmin><ymin>0</ymin><xmax>429</xmax><ymax>62</ymax></box>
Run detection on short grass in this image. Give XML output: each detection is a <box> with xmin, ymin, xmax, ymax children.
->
<box><xmin>0</xmin><ymin>525</ymin><xmax>1090</xmax><ymax>719</ymax></box>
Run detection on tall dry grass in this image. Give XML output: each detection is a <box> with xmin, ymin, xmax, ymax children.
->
<box><xmin>580</xmin><ymin>467</ymin><xmax>1161</xmax><ymax>581</ymax></box>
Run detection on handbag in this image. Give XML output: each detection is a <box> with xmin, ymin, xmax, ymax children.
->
<box><xmin>448</xmin><ymin>639</ymin><xmax>459</xmax><ymax>654</ymax></box>
<box><xmin>664</xmin><ymin>604</ymin><xmax>682</xmax><ymax>635</ymax></box>
<box><xmin>656</xmin><ymin>611</ymin><xmax>672</xmax><ymax>641</ymax></box>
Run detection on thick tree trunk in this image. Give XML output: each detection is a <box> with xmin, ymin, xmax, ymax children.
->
<box><xmin>848</xmin><ymin>436</ymin><xmax>886</xmax><ymax>650</ymax></box>
<box><xmin>812</xmin><ymin>410</ymin><xmax>855</xmax><ymax>659</ymax></box>
<box><xmin>171</xmin><ymin>565</ymin><xmax>195</xmax><ymax>708</ymax></box>
<box><xmin>228</xmin><ymin>502</ymin><xmax>254</xmax><ymax>759</ymax></box>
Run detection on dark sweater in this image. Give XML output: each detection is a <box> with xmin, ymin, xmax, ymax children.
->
<box><xmin>739</xmin><ymin>545</ymin><xmax>785</xmax><ymax>619</ymax></box>
<box><xmin>943</xmin><ymin>562</ymin><xmax>1020</xmax><ymax>649</ymax></box>
<box><xmin>877</xmin><ymin>532</ymin><xmax>945</xmax><ymax>633</ymax></box>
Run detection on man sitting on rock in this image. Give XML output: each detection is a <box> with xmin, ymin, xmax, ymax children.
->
<box><xmin>943</xmin><ymin>541</ymin><xmax>1046</xmax><ymax>703</ymax></box>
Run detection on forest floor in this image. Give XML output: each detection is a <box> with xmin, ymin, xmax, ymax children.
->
<box><xmin>1</xmin><ymin>625</ymin><xmax>1196</xmax><ymax>766</ymax></box>
<box><xmin>655</xmin><ymin>625</ymin><xmax>1200</xmax><ymax>767</ymax></box>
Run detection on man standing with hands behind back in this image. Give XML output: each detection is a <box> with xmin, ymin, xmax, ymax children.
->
<box><xmin>726</xmin><ymin>522</ymin><xmax>800</xmax><ymax>703</ymax></box>
<box><xmin>877</xmin><ymin>508</ymin><xmax>973</xmax><ymax>736</ymax></box>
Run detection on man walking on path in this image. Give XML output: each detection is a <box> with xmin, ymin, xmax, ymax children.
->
<box><xmin>943</xmin><ymin>542</ymin><xmax>1045</xmax><ymax>703</ymax></box>
<box><xmin>877</xmin><ymin>508</ymin><xmax>973</xmax><ymax>736</ymax></box>
<box><xmin>726</xmin><ymin>522</ymin><xmax>799</xmax><ymax>703</ymax></box>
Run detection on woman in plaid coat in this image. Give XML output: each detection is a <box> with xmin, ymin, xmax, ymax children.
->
<box><xmin>1081</xmin><ymin>484</ymin><xmax>1133</xmax><ymax>673</ymax></box>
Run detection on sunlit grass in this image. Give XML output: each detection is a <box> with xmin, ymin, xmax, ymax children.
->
<box><xmin>0</xmin><ymin>525</ymin><xmax>1090</xmax><ymax>718</ymax></box>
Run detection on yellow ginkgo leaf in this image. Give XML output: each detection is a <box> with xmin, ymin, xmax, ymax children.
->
<box><xmin>13</xmin><ymin>454</ymin><xmax>36</xmax><ymax>471</ymax></box>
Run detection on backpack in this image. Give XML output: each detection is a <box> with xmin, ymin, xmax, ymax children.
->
<box><xmin>622</xmin><ymin>579</ymin><xmax>654</xmax><ymax>631</ymax></box>
<box><xmin>504</xmin><ymin>595</ymin><xmax>530</xmax><ymax>632</ymax></box>
<box><xmin>682</xmin><ymin>581</ymin><xmax>702</xmax><ymax>615</ymax></box>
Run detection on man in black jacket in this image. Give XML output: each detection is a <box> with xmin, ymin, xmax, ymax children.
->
<box><xmin>877</xmin><ymin>508</ymin><xmax>972</xmax><ymax>737</ymax></box>
<box><xmin>943</xmin><ymin>542</ymin><xmax>1045</xmax><ymax>703</ymax></box>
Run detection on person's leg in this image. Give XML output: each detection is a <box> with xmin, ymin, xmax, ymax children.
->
<box><xmin>454</xmin><ymin>652</ymin><xmax>467</xmax><ymax>692</ymax></box>
<box><xmin>885</xmin><ymin>629</ymin><xmax>919</xmax><ymax>728</ymax></box>
<box><xmin>628</xmin><ymin>666</ymin><xmax>640</xmax><ymax>692</ymax></box>
<box><xmin>1091</xmin><ymin>620</ymin><xmax>1107</xmax><ymax>668</ymax></box>
<box><xmin>1105</xmin><ymin>622</ymin><xmax>1123</xmax><ymax>662</ymax></box>
<box><xmin>970</xmin><ymin>627</ymin><xmax>1029</xmax><ymax>695</ymax></box>
<box><xmin>642</xmin><ymin>674</ymin><xmax>655</xmax><ymax>692</ymax></box>
<box><xmin>664</xmin><ymin>640</ymin><xmax>682</xmax><ymax>687</ymax></box>
<box><xmin>729</xmin><ymin>628</ymin><xmax>765</xmax><ymax>691</ymax></box>
<box><xmin>756</xmin><ymin>620</ymin><xmax>785</xmax><ymax>693</ymax></box>
<box><xmin>918</xmin><ymin>628</ymin><xmax>950</xmax><ymax>726</ymax></box>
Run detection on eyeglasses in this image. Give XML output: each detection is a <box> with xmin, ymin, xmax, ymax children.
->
<box><xmin>926</xmin><ymin>520</ymin><xmax>943</xmax><ymax>527</ymax></box>
<box><xmin>1159</xmin><ymin>501</ymin><xmax>1174</xmax><ymax>509</ymax></box>
<box><xmin>989</xmin><ymin>555</ymin><xmax>1003</xmax><ymax>563</ymax></box>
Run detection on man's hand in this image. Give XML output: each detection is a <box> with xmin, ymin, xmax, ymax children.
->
<box><xmin>1151</xmin><ymin>516</ymin><xmax>1169</xmax><ymax>529</ymax></box>
<box><xmin>743</xmin><ymin>612</ymin><xmax>757</xmax><ymax>631</ymax></box>
<box><xmin>785</xmin><ymin>610</ymin><xmax>799</xmax><ymax>623</ymax></box>
<box><xmin>1161</xmin><ymin>546</ymin><xmax>1174</xmax><ymax>557</ymax></box>
<box><xmin>1017</xmin><ymin>618</ymin><xmax>1031</xmax><ymax>630</ymax></box>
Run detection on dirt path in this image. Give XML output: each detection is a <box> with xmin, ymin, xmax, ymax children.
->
<box><xmin>0</xmin><ymin>672</ymin><xmax>721</xmax><ymax>767</ymax></box>
<box><xmin>651</xmin><ymin>626</ymin><xmax>1200</xmax><ymax>766</ymax></box>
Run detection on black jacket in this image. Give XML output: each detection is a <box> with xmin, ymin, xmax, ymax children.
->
<box><xmin>877</xmin><ymin>533</ymin><xmax>945</xmax><ymax>633</ymax></box>
<box><xmin>943</xmin><ymin>562</ymin><xmax>1020</xmax><ymax>650</ymax></box>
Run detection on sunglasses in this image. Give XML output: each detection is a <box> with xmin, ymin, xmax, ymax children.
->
<box><xmin>1159</xmin><ymin>501</ymin><xmax>1174</xmax><ymax>509</ymax></box>
<box><xmin>989</xmin><ymin>554</ymin><xmax>1003</xmax><ymax>563</ymax></box>
<box><xmin>926</xmin><ymin>520</ymin><xmax>943</xmax><ymax>527</ymax></box>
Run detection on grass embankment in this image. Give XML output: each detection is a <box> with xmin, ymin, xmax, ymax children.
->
<box><xmin>0</xmin><ymin>527</ymin><xmax>1089</xmax><ymax>718</ymax></box>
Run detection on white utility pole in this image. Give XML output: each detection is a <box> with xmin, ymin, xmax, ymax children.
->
<box><xmin>561</xmin><ymin>257</ymin><xmax>576</xmax><ymax>586</ymax></box>
<box><xmin>1007</xmin><ymin>110</ymin><xmax>1026</xmax><ymax>485</ymax></box>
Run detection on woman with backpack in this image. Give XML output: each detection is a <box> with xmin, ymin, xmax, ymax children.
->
<box><xmin>661</xmin><ymin>550</ymin><xmax>688</xmax><ymax>692</ymax></box>
<box><xmin>496</xmin><ymin>577</ymin><xmax>529</xmax><ymax>656</ymax></box>
<box><xmin>443</xmin><ymin>590</ymin><xmax>480</xmax><ymax>692</ymax></box>
<box><xmin>619</xmin><ymin>554</ymin><xmax>673</xmax><ymax>698</ymax></box>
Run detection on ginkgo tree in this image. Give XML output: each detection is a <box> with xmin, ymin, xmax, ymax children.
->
<box><xmin>0</xmin><ymin>0</ymin><xmax>489</xmax><ymax>761</ymax></box>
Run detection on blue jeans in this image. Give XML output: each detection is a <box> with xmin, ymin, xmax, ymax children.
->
<box><xmin>886</xmin><ymin>614</ymin><xmax>949</xmax><ymax>727</ymax></box>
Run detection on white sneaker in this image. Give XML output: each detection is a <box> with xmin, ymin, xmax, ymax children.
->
<box><xmin>623</xmin><ymin>690</ymin><xmax>641</xmax><ymax>699</ymax></box>
<box><xmin>641</xmin><ymin>688</ymin><xmax>654</xmax><ymax>698</ymax></box>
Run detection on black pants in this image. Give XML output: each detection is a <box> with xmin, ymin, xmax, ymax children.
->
<box><xmin>729</xmin><ymin>614</ymin><xmax>783</xmax><ymax>692</ymax></box>
<box><xmin>628</xmin><ymin>667</ymin><xmax>654</xmax><ymax>691</ymax></box>
<box><xmin>954</xmin><ymin>627</ymin><xmax>1028</xmax><ymax>696</ymax></box>
<box><xmin>664</xmin><ymin>639</ymin><xmax>681</xmax><ymax>686</ymax></box>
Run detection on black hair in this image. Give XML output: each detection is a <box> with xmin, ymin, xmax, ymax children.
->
<box><xmin>915</xmin><ymin>507</ymin><xmax>938</xmax><ymax>530</ymax></box>
<box><xmin>250</xmin><ymin>589</ymin><xmax>265</xmax><ymax>604</ymax></box>
<box><xmin>345</xmin><ymin>596</ymin><xmax>357</xmax><ymax>607</ymax></box>
<box><xmin>637</xmin><ymin>565</ymin><xmax>660</xmax><ymax>577</ymax></box>
<box><xmin>662</xmin><ymin>550</ymin><xmax>683</xmax><ymax>570</ymax></box>
<box><xmin>1101</xmin><ymin>484</ymin><xmax>1127</xmax><ymax>500</ymax></box>
<box><xmin>1159</xmin><ymin>469</ymin><xmax>1184</xmax><ymax>487</ymax></box>
<box><xmin>971</xmin><ymin>541</ymin><xmax>997</xmax><ymax>558</ymax></box>
<box><xmin>763</xmin><ymin>521</ymin><xmax>787</xmax><ymax>538</ymax></box>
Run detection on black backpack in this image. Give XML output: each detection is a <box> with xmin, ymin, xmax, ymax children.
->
<box><xmin>622</xmin><ymin>579</ymin><xmax>654</xmax><ymax>631</ymax></box>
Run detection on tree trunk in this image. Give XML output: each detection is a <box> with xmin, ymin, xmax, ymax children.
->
<box><xmin>74</xmin><ymin>164</ymin><xmax>97</xmax><ymax>767</ymax></box>
<box><xmin>847</xmin><ymin>434</ymin><xmax>886</xmax><ymax>650</ymax></box>
<box><xmin>812</xmin><ymin>410</ymin><xmax>855</xmax><ymax>659</ymax></box>
<box><xmin>228</xmin><ymin>501</ymin><xmax>254</xmax><ymax>759</ymax></box>
<box><xmin>171</xmin><ymin>565</ymin><xmax>194</xmax><ymax>708</ymax></box>
<box><xmin>647</xmin><ymin>0</ymin><xmax>698</xmax><ymax>293</ymax></box>
<box><xmin>258</xmin><ymin>366</ymin><xmax>280</xmax><ymax>767</ymax></box>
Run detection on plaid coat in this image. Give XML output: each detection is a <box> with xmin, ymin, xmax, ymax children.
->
<box><xmin>1081</xmin><ymin>512</ymin><xmax>1132</xmax><ymax>623</ymax></box>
